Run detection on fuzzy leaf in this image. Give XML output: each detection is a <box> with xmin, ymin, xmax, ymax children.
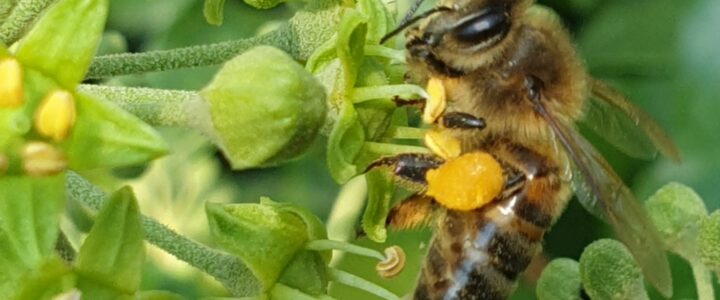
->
<box><xmin>75</xmin><ymin>186</ymin><xmax>144</xmax><ymax>296</ymax></box>
<box><xmin>579</xmin><ymin>239</ymin><xmax>648</xmax><ymax>300</ymax></box>
<box><xmin>645</xmin><ymin>182</ymin><xmax>707</xmax><ymax>257</ymax></box>
<box><xmin>536</xmin><ymin>258</ymin><xmax>583</xmax><ymax>300</ymax></box>
<box><xmin>16</xmin><ymin>0</ymin><xmax>108</xmax><ymax>88</ymax></box>
<box><xmin>698</xmin><ymin>211</ymin><xmax>720</xmax><ymax>271</ymax></box>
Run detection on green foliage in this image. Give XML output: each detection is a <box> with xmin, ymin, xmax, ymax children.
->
<box><xmin>75</xmin><ymin>187</ymin><xmax>145</xmax><ymax>297</ymax></box>
<box><xmin>201</xmin><ymin>46</ymin><xmax>327</xmax><ymax>170</ymax></box>
<box><xmin>536</xmin><ymin>258</ymin><xmax>582</xmax><ymax>300</ymax></box>
<box><xmin>699</xmin><ymin>211</ymin><xmax>720</xmax><ymax>271</ymax></box>
<box><xmin>645</xmin><ymin>182</ymin><xmax>707</xmax><ymax>256</ymax></box>
<box><xmin>579</xmin><ymin>239</ymin><xmax>648</xmax><ymax>300</ymax></box>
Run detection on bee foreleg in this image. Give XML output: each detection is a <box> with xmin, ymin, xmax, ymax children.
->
<box><xmin>364</xmin><ymin>153</ymin><xmax>444</xmax><ymax>185</ymax></box>
<box><xmin>440</xmin><ymin>112</ymin><xmax>486</xmax><ymax>130</ymax></box>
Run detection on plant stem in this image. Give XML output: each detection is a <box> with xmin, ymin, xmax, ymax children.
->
<box><xmin>65</xmin><ymin>171</ymin><xmax>261</xmax><ymax>296</ymax></box>
<box><xmin>363</xmin><ymin>141</ymin><xmax>429</xmax><ymax>156</ymax></box>
<box><xmin>690</xmin><ymin>259</ymin><xmax>715</xmax><ymax>300</ymax></box>
<box><xmin>384</xmin><ymin>126</ymin><xmax>425</xmax><ymax>140</ymax></box>
<box><xmin>0</xmin><ymin>0</ymin><xmax>57</xmax><ymax>45</ymax></box>
<box><xmin>329</xmin><ymin>269</ymin><xmax>399</xmax><ymax>300</ymax></box>
<box><xmin>78</xmin><ymin>84</ymin><xmax>211</xmax><ymax>132</ymax></box>
<box><xmin>306</xmin><ymin>239</ymin><xmax>385</xmax><ymax>260</ymax></box>
<box><xmin>85</xmin><ymin>27</ymin><xmax>292</xmax><ymax>79</ymax></box>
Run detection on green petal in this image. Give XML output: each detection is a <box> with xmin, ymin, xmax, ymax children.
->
<box><xmin>64</xmin><ymin>92</ymin><xmax>168</xmax><ymax>170</ymax></box>
<box><xmin>326</xmin><ymin>99</ymin><xmax>365</xmax><ymax>183</ymax></box>
<box><xmin>16</xmin><ymin>0</ymin><xmax>108</xmax><ymax>88</ymax></box>
<box><xmin>75</xmin><ymin>186</ymin><xmax>144</xmax><ymax>296</ymax></box>
<box><xmin>361</xmin><ymin>170</ymin><xmax>394</xmax><ymax>242</ymax></box>
<box><xmin>203</xmin><ymin>0</ymin><xmax>226</xmax><ymax>26</ymax></box>
<box><xmin>12</xmin><ymin>257</ymin><xmax>75</xmax><ymax>300</ymax></box>
<box><xmin>0</xmin><ymin>174</ymin><xmax>65</xmax><ymax>296</ymax></box>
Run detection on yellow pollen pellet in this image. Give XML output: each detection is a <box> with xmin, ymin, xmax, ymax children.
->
<box><xmin>35</xmin><ymin>89</ymin><xmax>76</xmax><ymax>141</ymax></box>
<box><xmin>424</xmin><ymin>129</ymin><xmax>461</xmax><ymax>159</ymax></box>
<box><xmin>0</xmin><ymin>58</ymin><xmax>24</xmax><ymax>108</ymax></box>
<box><xmin>426</xmin><ymin>152</ymin><xmax>504</xmax><ymax>211</ymax></box>
<box><xmin>422</xmin><ymin>77</ymin><xmax>447</xmax><ymax>124</ymax></box>
<box><xmin>22</xmin><ymin>141</ymin><xmax>67</xmax><ymax>176</ymax></box>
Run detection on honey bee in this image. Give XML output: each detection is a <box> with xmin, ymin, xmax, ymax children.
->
<box><xmin>368</xmin><ymin>0</ymin><xmax>681</xmax><ymax>299</ymax></box>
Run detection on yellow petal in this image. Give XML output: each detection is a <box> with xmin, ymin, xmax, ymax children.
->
<box><xmin>0</xmin><ymin>58</ymin><xmax>24</xmax><ymax>108</ymax></box>
<box><xmin>35</xmin><ymin>90</ymin><xmax>76</xmax><ymax>141</ymax></box>
<box><xmin>22</xmin><ymin>141</ymin><xmax>67</xmax><ymax>176</ymax></box>
<box><xmin>422</xmin><ymin>77</ymin><xmax>447</xmax><ymax>124</ymax></box>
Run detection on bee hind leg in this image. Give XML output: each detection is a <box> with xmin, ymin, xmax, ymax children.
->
<box><xmin>386</xmin><ymin>194</ymin><xmax>437</xmax><ymax>230</ymax></box>
<box><xmin>364</xmin><ymin>153</ymin><xmax>444</xmax><ymax>185</ymax></box>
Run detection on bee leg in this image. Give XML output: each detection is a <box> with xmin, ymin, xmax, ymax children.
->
<box><xmin>386</xmin><ymin>194</ymin><xmax>437</xmax><ymax>230</ymax></box>
<box><xmin>440</xmin><ymin>112</ymin><xmax>486</xmax><ymax>130</ymax></box>
<box><xmin>364</xmin><ymin>153</ymin><xmax>444</xmax><ymax>185</ymax></box>
<box><xmin>392</xmin><ymin>95</ymin><xmax>426</xmax><ymax>110</ymax></box>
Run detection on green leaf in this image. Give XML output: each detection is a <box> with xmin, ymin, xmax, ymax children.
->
<box><xmin>138</xmin><ymin>290</ymin><xmax>186</xmax><ymax>300</ymax></box>
<box><xmin>357</xmin><ymin>0</ymin><xmax>390</xmax><ymax>44</ymax></box>
<box><xmin>203</xmin><ymin>0</ymin><xmax>225</xmax><ymax>26</ymax></box>
<box><xmin>75</xmin><ymin>186</ymin><xmax>144</xmax><ymax>296</ymax></box>
<box><xmin>579</xmin><ymin>239</ymin><xmax>648</xmax><ymax>300</ymax></box>
<box><xmin>206</xmin><ymin>201</ymin><xmax>310</xmax><ymax>291</ymax></box>
<box><xmin>16</xmin><ymin>0</ymin><xmax>108</xmax><ymax>88</ymax></box>
<box><xmin>536</xmin><ymin>258</ymin><xmax>583</xmax><ymax>300</ymax></box>
<box><xmin>63</xmin><ymin>92</ymin><xmax>168</xmax><ymax>170</ymax></box>
<box><xmin>200</xmin><ymin>46</ymin><xmax>327</xmax><ymax>170</ymax></box>
<box><xmin>361</xmin><ymin>170</ymin><xmax>394</xmax><ymax>242</ymax></box>
<box><xmin>0</xmin><ymin>174</ymin><xmax>64</xmax><ymax>296</ymax></box>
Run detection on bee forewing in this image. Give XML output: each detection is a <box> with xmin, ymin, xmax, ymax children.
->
<box><xmin>583</xmin><ymin>78</ymin><xmax>681</xmax><ymax>163</ymax></box>
<box><xmin>556</xmin><ymin>120</ymin><xmax>674</xmax><ymax>298</ymax></box>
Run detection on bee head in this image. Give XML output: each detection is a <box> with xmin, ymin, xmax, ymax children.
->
<box><xmin>389</xmin><ymin>0</ymin><xmax>531</xmax><ymax>76</ymax></box>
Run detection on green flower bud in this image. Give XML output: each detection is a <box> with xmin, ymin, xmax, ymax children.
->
<box><xmin>699</xmin><ymin>211</ymin><xmax>720</xmax><ymax>271</ymax></box>
<box><xmin>201</xmin><ymin>46</ymin><xmax>326</xmax><ymax>170</ymax></box>
<box><xmin>645</xmin><ymin>182</ymin><xmax>707</xmax><ymax>257</ymax></box>
<box><xmin>536</xmin><ymin>258</ymin><xmax>583</xmax><ymax>300</ymax></box>
<box><xmin>206</xmin><ymin>198</ymin><xmax>329</xmax><ymax>292</ymax></box>
<box><xmin>579</xmin><ymin>239</ymin><xmax>648</xmax><ymax>300</ymax></box>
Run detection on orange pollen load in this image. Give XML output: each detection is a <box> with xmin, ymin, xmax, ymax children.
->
<box><xmin>425</xmin><ymin>152</ymin><xmax>505</xmax><ymax>211</ymax></box>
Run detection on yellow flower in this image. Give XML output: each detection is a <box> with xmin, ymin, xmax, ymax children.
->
<box><xmin>34</xmin><ymin>89</ymin><xmax>76</xmax><ymax>141</ymax></box>
<box><xmin>0</xmin><ymin>58</ymin><xmax>23</xmax><ymax>108</ymax></box>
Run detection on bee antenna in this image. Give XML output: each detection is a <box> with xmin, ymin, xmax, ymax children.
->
<box><xmin>380</xmin><ymin>4</ymin><xmax>452</xmax><ymax>44</ymax></box>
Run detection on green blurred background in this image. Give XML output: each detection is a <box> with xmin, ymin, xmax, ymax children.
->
<box><xmin>95</xmin><ymin>0</ymin><xmax>720</xmax><ymax>298</ymax></box>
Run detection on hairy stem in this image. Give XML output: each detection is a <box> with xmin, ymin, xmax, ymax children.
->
<box><xmin>0</xmin><ymin>0</ymin><xmax>57</xmax><ymax>45</ymax></box>
<box><xmin>78</xmin><ymin>84</ymin><xmax>211</xmax><ymax>132</ymax></box>
<box><xmin>85</xmin><ymin>27</ymin><xmax>292</xmax><ymax>79</ymax></box>
<box><xmin>65</xmin><ymin>172</ymin><xmax>261</xmax><ymax>296</ymax></box>
<box><xmin>690</xmin><ymin>259</ymin><xmax>715</xmax><ymax>300</ymax></box>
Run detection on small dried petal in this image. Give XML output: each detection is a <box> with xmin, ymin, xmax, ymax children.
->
<box><xmin>0</xmin><ymin>58</ymin><xmax>24</xmax><ymax>108</ymax></box>
<box><xmin>422</xmin><ymin>77</ymin><xmax>446</xmax><ymax>124</ymax></box>
<box><xmin>22</xmin><ymin>141</ymin><xmax>67</xmax><ymax>176</ymax></box>
<box><xmin>376</xmin><ymin>246</ymin><xmax>406</xmax><ymax>278</ymax></box>
<box><xmin>35</xmin><ymin>90</ymin><xmax>76</xmax><ymax>141</ymax></box>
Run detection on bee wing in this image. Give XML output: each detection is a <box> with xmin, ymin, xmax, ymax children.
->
<box><xmin>533</xmin><ymin>100</ymin><xmax>673</xmax><ymax>297</ymax></box>
<box><xmin>581</xmin><ymin>78</ymin><xmax>681</xmax><ymax>162</ymax></box>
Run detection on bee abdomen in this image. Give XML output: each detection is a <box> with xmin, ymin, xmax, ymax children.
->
<box><xmin>414</xmin><ymin>206</ymin><xmax>544</xmax><ymax>300</ymax></box>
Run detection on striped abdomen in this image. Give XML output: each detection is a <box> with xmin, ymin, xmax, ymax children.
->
<box><xmin>414</xmin><ymin>177</ymin><xmax>567</xmax><ymax>300</ymax></box>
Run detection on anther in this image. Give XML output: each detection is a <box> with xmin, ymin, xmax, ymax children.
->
<box><xmin>0</xmin><ymin>58</ymin><xmax>24</xmax><ymax>108</ymax></box>
<box><xmin>35</xmin><ymin>89</ymin><xmax>76</xmax><ymax>141</ymax></box>
<box><xmin>22</xmin><ymin>141</ymin><xmax>67</xmax><ymax>176</ymax></box>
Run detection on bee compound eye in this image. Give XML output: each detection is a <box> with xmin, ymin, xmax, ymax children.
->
<box><xmin>451</xmin><ymin>6</ymin><xmax>510</xmax><ymax>46</ymax></box>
